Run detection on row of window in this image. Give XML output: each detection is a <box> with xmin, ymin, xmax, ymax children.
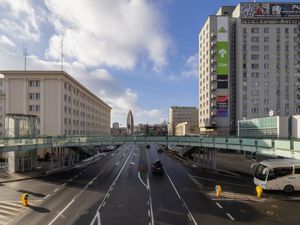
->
<box><xmin>244</xmin><ymin>27</ymin><xmax>297</xmax><ymax>34</ymax></box>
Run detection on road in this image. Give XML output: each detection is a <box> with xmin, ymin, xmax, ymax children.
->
<box><xmin>1</xmin><ymin>144</ymin><xmax>300</xmax><ymax>225</ymax></box>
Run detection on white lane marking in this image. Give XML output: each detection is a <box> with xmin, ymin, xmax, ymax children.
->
<box><xmin>189</xmin><ymin>174</ymin><xmax>251</xmax><ymax>188</ymax></box>
<box><xmin>74</xmin><ymin>175</ymin><xmax>78</xmax><ymax>178</ymax></box>
<box><xmin>148</xmin><ymin>210</ymin><xmax>150</xmax><ymax>217</ymax></box>
<box><xmin>53</xmin><ymin>188</ymin><xmax>59</xmax><ymax>193</ymax></box>
<box><xmin>138</xmin><ymin>171</ymin><xmax>148</xmax><ymax>189</ymax></box>
<box><xmin>165</xmin><ymin>170</ymin><xmax>198</xmax><ymax>225</ymax></box>
<box><xmin>68</xmin><ymin>178</ymin><xmax>73</xmax><ymax>182</ymax></box>
<box><xmin>226</xmin><ymin>213</ymin><xmax>235</xmax><ymax>221</ymax></box>
<box><xmin>97</xmin><ymin>148</ymin><xmax>134</xmax><ymax>211</ymax></box>
<box><xmin>48</xmin><ymin>199</ymin><xmax>75</xmax><ymax>225</ymax></box>
<box><xmin>147</xmin><ymin>176</ymin><xmax>154</xmax><ymax>225</ymax></box>
<box><xmin>43</xmin><ymin>194</ymin><xmax>50</xmax><ymax>200</ymax></box>
<box><xmin>102</xmin><ymin>201</ymin><xmax>106</xmax><ymax>207</ymax></box>
<box><xmin>115</xmin><ymin>161</ymin><xmax>120</xmax><ymax>166</ymax></box>
<box><xmin>130</xmin><ymin>160</ymin><xmax>135</xmax><ymax>165</ymax></box>
<box><xmin>187</xmin><ymin>213</ymin><xmax>192</xmax><ymax>221</ymax></box>
<box><xmin>216</xmin><ymin>203</ymin><xmax>223</xmax><ymax>209</ymax></box>
<box><xmin>62</xmin><ymin>183</ymin><xmax>67</xmax><ymax>186</ymax></box>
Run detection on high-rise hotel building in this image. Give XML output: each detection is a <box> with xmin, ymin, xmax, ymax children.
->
<box><xmin>199</xmin><ymin>2</ymin><xmax>300</xmax><ymax>134</ymax></box>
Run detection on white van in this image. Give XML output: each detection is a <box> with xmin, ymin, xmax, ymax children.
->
<box><xmin>253</xmin><ymin>159</ymin><xmax>300</xmax><ymax>193</ymax></box>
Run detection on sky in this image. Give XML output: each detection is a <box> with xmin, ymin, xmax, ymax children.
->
<box><xmin>0</xmin><ymin>0</ymin><xmax>294</xmax><ymax>126</ymax></box>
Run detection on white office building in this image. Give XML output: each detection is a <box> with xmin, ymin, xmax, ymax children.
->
<box><xmin>0</xmin><ymin>71</ymin><xmax>111</xmax><ymax>136</ymax></box>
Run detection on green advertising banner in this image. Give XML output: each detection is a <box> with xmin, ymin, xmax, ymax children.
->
<box><xmin>216</xmin><ymin>41</ymin><xmax>228</xmax><ymax>75</ymax></box>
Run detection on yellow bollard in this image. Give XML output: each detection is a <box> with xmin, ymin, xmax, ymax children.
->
<box><xmin>256</xmin><ymin>185</ymin><xmax>263</xmax><ymax>199</ymax></box>
<box><xmin>215</xmin><ymin>185</ymin><xmax>222</xmax><ymax>197</ymax></box>
<box><xmin>21</xmin><ymin>193</ymin><xmax>29</xmax><ymax>206</ymax></box>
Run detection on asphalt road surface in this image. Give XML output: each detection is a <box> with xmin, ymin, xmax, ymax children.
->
<box><xmin>3</xmin><ymin>144</ymin><xmax>300</xmax><ymax>225</ymax></box>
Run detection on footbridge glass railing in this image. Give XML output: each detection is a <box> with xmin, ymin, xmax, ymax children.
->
<box><xmin>0</xmin><ymin>135</ymin><xmax>300</xmax><ymax>159</ymax></box>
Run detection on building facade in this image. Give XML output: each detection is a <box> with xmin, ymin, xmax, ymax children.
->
<box><xmin>168</xmin><ymin>106</ymin><xmax>198</xmax><ymax>135</ymax></box>
<box><xmin>0</xmin><ymin>77</ymin><xmax>5</xmax><ymax>136</ymax></box>
<box><xmin>0</xmin><ymin>71</ymin><xmax>111</xmax><ymax>136</ymax></box>
<box><xmin>199</xmin><ymin>2</ymin><xmax>300</xmax><ymax>135</ymax></box>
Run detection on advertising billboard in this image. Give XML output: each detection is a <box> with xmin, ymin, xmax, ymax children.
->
<box><xmin>217</xmin><ymin>96</ymin><xmax>228</xmax><ymax>117</ymax></box>
<box><xmin>216</xmin><ymin>17</ymin><xmax>229</xmax><ymax>89</ymax></box>
<box><xmin>240</xmin><ymin>3</ymin><xmax>300</xmax><ymax>17</ymax></box>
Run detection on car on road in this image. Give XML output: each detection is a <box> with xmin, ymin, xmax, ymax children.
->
<box><xmin>157</xmin><ymin>148</ymin><xmax>163</xmax><ymax>153</ymax></box>
<box><xmin>151</xmin><ymin>160</ymin><xmax>164</xmax><ymax>175</ymax></box>
<box><xmin>146</xmin><ymin>144</ymin><xmax>150</xmax><ymax>149</ymax></box>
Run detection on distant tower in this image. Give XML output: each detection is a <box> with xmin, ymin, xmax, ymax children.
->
<box><xmin>127</xmin><ymin>110</ymin><xmax>134</xmax><ymax>135</ymax></box>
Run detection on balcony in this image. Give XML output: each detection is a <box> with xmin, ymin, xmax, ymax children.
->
<box><xmin>211</xmin><ymin>40</ymin><xmax>216</xmax><ymax>47</ymax></box>
<box><xmin>211</xmin><ymin>49</ymin><xmax>216</xmax><ymax>55</ymax></box>
<box><xmin>211</xmin><ymin>66</ymin><xmax>216</xmax><ymax>73</ymax></box>
<box><xmin>210</xmin><ymin>84</ymin><xmax>217</xmax><ymax>91</ymax></box>
<box><xmin>211</xmin><ymin>58</ymin><xmax>216</xmax><ymax>64</ymax></box>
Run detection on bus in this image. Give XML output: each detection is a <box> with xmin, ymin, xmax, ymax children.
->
<box><xmin>253</xmin><ymin>159</ymin><xmax>300</xmax><ymax>193</ymax></box>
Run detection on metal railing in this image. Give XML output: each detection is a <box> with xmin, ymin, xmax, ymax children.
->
<box><xmin>0</xmin><ymin>135</ymin><xmax>300</xmax><ymax>159</ymax></box>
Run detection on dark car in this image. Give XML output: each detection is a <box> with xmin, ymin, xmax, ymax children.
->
<box><xmin>146</xmin><ymin>144</ymin><xmax>150</xmax><ymax>149</ymax></box>
<box><xmin>151</xmin><ymin>160</ymin><xmax>164</xmax><ymax>175</ymax></box>
<box><xmin>157</xmin><ymin>148</ymin><xmax>163</xmax><ymax>153</ymax></box>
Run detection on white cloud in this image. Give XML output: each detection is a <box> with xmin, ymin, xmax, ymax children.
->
<box><xmin>181</xmin><ymin>53</ymin><xmax>198</xmax><ymax>78</ymax></box>
<box><xmin>0</xmin><ymin>46</ymin><xmax>166</xmax><ymax>125</ymax></box>
<box><xmin>0</xmin><ymin>35</ymin><xmax>15</xmax><ymax>47</ymax></box>
<box><xmin>0</xmin><ymin>0</ymin><xmax>42</xmax><ymax>42</ymax></box>
<box><xmin>45</xmin><ymin>0</ymin><xmax>170</xmax><ymax>70</ymax></box>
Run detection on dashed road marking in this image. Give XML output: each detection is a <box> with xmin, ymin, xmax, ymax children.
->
<box><xmin>43</xmin><ymin>194</ymin><xmax>50</xmax><ymax>200</ymax></box>
<box><xmin>53</xmin><ymin>188</ymin><xmax>59</xmax><ymax>193</ymax></box>
<box><xmin>226</xmin><ymin>213</ymin><xmax>235</xmax><ymax>221</ymax></box>
<box><xmin>216</xmin><ymin>203</ymin><xmax>223</xmax><ymax>209</ymax></box>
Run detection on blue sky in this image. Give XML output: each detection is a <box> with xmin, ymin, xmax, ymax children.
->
<box><xmin>0</xmin><ymin>0</ymin><xmax>294</xmax><ymax>126</ymax></box>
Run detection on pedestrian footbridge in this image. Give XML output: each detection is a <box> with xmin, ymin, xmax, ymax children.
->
<box><xmin>0</xmin><ymin>135</ymin><xmax>300</xmax><ymax>159</ymax></box>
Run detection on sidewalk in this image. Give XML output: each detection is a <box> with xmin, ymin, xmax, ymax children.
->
<box><xmin>0</xmin><ymin>168</ymin><xmax>47</xmax><ymax>184</ymax></box>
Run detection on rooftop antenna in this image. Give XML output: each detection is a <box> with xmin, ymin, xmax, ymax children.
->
<box><xmin>60</xmin><ymin>37</ymin><xmax>64</xmax><ymax>71</ymax></box>
<box><xmin>23</xmin><ymin>48</ymin><xmax>28</xmax><ymax>70</ymax></box>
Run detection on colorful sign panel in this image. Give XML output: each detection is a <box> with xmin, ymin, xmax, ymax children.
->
<box><xmin>217</xmin><ymin>96</ymin><xmax>228</xmax><ymax>117</ymax></box>
<box><xmin>216</xmin><ymin>17</ymin><xmax>229</xmax><ymax>89</ymax></box>
<box><xmin>216</xmin><ymin>41</ymin><xmax>228</xmax><ymax>75</ymax></box>
<box><xmin>240</xmin><ymin>3</ymin><xmax>300</xmax><ymax>17</ymax></box>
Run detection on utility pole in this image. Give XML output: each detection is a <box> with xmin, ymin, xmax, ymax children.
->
<box><xmin>23</xmin><ymin>48</ymin><xmax>28</xmax><ymax>70</ymax></box>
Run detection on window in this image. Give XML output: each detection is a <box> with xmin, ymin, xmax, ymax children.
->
<box><xmin>264</xmin><ymin>81</ymin><xmax>269</xmax><ymax>87</ymax></box>
<box><xmin>252</xmin><ymin>99</ymin><xmax>259</xmax><ymax>105</ymax></box>
<box><xmin>252</xmin><ymin>90</ymin><xmax>259</xmax><ymax>96</ymax></box>
<box><xmin>264</xmin><ymin>72</ymin><xmax>269</xmax><ymax>78</ymax></box>
<box><xmin>264</xmin><ymin>37</ymin><xmax>269</xmax><ymax>42</ymax></box>
<box><xmin>264</xmin><ymin>46</ymin><xmax>269</xmax><ymax>51</ymax></box>
<box><xmin>264</xmin><ymin>98</ymin><xmax>269</xmax><ymax>104</ymax></box>
<box><xmin>29</xmin><ymin>80</ymin><xmax>40</xmax><ymax>87</ymax></box>
<box><xmin>252</xmin><ymin>63</ymin><xmax>259</xmax><ymax>69</ymax></box>
<box><xmin>252</xmin><ymin>72</ymin><xmax>259</xmax><ymax>78</ymax></box>
<box><xmin>251</xmin><ymin>55</ymin><xmax>259</xmax><ymax>60</ymax></box>
<box><xmin>251</xmin><ymin>107</ymin><xmax>259</xmax><ymax>113</ymax></box>
<box><xmin>295</xmin><ymin>167</ymin><xmax>300</xmax><ymax>174</ymax></box>
<box><xmin>264</xmin><ymin>28</ymin><xmax>269</xmax><ymax>33</ymax></box>
<box><xmin>267</xmin><ymin>167</ymin><xmax>293</xmax><ymax>181</ymax></box>
<box><xmin>251</xmin><ymin>28</ymin><xmax>259</xmax><ymax>33</ymax></box>
<box><xmin>285</xmin><ymin>28</ymin><xmax>289</xmax><ymax>33</ymax></box>
<box><xmin>264</xmin><ymin>63</ymin><xmax>269</xmax><ymax>69</ymax></box>
<box><xmin>252</xmin><ymin>46</ymin><xmax>259</xmax><ymax>51</ymax></box>
<box><xmin>252</xmin><ymin>37</ymin><xmax>259</xmax><ymax>42</ymax></box>
<box><xmin>264</xmin><ymin>54</ymin><xmax>269</xmax><ymax>60</ymax></box>
<box><xmin>276</xmin><ymin>28</ymin><xmax>280</xmax><ymax>33</ymax></box>
<box><xmin>252</xmin><ymin>81</ymin><xmax>259</xmax><ymax>87</ymax></box>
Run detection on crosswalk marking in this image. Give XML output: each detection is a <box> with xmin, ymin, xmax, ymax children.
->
<box><xmin>0</xmin><ymin>201</ymin><xmax>39</xmax><ymax>225</ymax></box>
